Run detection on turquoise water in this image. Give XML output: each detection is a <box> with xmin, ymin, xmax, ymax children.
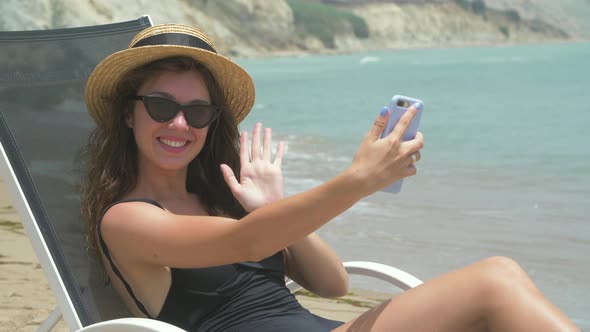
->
<box><xmin>237</xmin><ymin>43</ymin><xmax>590</xmax><ymax>327</ymax></box>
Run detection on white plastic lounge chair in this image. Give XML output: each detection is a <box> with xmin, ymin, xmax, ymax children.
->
<box><xmin>0</xmin><ymin>17</ymin><xmax>423</xmax><ymax>332</ymax></box>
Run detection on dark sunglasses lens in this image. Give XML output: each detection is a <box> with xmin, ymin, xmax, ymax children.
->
<box><xmin>143</xmin><ymin>97</ymin><xmax>178</xmax><ymax>122</ymax></box>
<box><xmin>184</xmin><ymin>105</ymin><xmax>219</xmax><ymax>128</ymax></box>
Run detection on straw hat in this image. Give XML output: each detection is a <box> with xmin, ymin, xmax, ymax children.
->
<box><xmin>85</xmin><ymin>23</ymin><xmax>255</xmax><ymax>126</ymax></box>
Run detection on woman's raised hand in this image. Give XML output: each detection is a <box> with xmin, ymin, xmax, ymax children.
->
<box><xmin>349</xmin><ymin>105</ymin><xmax>424</xmax><ymax>195</ymax></box>
<box><xmin>220</xmin><ymin>123</ymin><xmax>286</xmax><ymax>212</ymax></box>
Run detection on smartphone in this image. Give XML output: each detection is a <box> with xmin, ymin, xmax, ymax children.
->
<box><xmin>380</xmin><ymin>95</ymin><xmax>424</xmax><ymax>193</ymax></box>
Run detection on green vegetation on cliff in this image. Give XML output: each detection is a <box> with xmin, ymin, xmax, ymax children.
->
<box><xmin>286</xmin><ymin>0</ymin><xmax>369</xmax><ymax>48</ymax></box>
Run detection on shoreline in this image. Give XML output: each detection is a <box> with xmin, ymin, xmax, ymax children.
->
<box><xmin>234</xmin><ymin>37</ymin><xmax>589</xmax><ymax>60</ymax></box>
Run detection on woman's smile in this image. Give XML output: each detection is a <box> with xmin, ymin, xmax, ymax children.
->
<box><xmin>158</xmin><ymin>136</ymin><xmax>191</xmax><ymax>152</ymax></box>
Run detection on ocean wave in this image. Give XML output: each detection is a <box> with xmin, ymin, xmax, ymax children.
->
<box><xmin>359</xmin><ymin>56</ymin><xmax>380</xmax><ymax>65</ymax></box>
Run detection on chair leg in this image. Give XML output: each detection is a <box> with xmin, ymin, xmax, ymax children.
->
<box><xmin>37</xmin><ymin>307</ymin><xmax>62</xmax><ymax>332</ymax></box>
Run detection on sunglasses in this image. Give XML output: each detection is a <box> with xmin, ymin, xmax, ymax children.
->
<box><xmin>132</xmin><ymin>95</ymin><xmax>220</xmax><ymax>129</ymax></box>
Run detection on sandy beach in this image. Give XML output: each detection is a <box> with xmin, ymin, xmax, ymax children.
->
<box><xmin>0</xmin><ymin>179</ymin><xmax>390</xmax><ymax>331</ymax></box>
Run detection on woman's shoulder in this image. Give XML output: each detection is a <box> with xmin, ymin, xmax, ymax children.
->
<box><xmin>99</xmin><ymin>198</ymin><xmax>168</xmax><ymax>231</ymax></box>
<box><xmin>97</xmin><ymin>198</ymin><xmax>174</xmax><ymax>259</ymax></box>
<box><xmin>108</xmin><ymin>198</ymin><xmax>164</xmax><ymax>211</ymax></box>
<box><xmin>99</xmin><ymin>198</ymin><xmax>163</xmax><ymax>221</ymax></box>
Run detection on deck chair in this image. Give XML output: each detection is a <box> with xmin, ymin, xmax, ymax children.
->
<box><xmin>0</xmin><ymin>17</ymin><xmax>423</xmax><ymax>331</ymax></box>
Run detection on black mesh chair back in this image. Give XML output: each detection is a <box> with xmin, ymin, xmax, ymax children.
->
<box><xmin>0</xmin><ymin>16</ymin><xmax>152</xmax><ymax>329</ymax></box>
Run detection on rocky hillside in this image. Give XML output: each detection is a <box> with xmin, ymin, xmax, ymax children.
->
<box><xmin>0</xmin><ymin>0</ymin><xmax>586</xmax><ymax>57</ymax></box>
<box><xmin>484</xmin><ymin>0</ymin><xmax>590</xmax><ymax>40</ymax></box>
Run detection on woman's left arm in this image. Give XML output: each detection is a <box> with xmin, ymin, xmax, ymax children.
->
<box><xmin>221</xmin><ymin>123</ymin><xmax>348</xmax><ymax>296</ymax></box>
<box><xmin>283</xmin><ymin>233</ymin><xmax>349</xmax><ymax>298</ymax></box>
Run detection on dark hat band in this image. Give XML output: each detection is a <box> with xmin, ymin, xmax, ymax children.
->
<box><xmin>132</xmin><ymin>32</ymin><xmax>217</xmax><ymax>53</ymax></box>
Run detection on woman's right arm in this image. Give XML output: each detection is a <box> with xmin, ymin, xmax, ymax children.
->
<box><xmin>100</xmin><ymin>105</ymin><xmax>424</xmax><ymax>269</ymax></box>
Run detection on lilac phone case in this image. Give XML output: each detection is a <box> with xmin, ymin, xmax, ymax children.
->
<box><xmin>380</xmin><ymin>95</ymin><xmax>424</xmax><ymax>193</ymax></box>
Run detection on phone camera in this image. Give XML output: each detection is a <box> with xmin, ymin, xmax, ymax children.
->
<box><xmin>397</xmin><ymin>100</ymin><xmax>409</xmax><ymax>108</ymax></box>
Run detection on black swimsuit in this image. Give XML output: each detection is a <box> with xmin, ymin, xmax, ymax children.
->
<box><xmin>98</xmin><ymin>199</ymin><xmax>344</xmax><ymax>331</ymax></box>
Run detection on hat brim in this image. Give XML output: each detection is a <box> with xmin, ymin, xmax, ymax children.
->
<box><xmin>85</xmin><ymin>44</ymin><xmax>255</xmax><ymax>127</ymax></box>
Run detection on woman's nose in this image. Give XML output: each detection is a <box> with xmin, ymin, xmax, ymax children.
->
<box><xmin>170</xmin><ymin>110</ymin><xmax>190</xmax><ymax>130</ymax></box>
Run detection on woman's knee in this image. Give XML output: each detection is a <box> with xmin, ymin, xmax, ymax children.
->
<box><xmin>480</xmin><ymin>256</ymin><xmax>525</xmax><ymax>275</ymax></box>
<box><xmin>477</xmin><ymin>256</ymin><xmax>535</xmax><ymax>292</ymax></box>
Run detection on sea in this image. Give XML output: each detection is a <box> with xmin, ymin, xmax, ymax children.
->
<box><xmin>236</xmin><ymin>42</ymin><xmax>590</xmax><ymax>328</ymax></box>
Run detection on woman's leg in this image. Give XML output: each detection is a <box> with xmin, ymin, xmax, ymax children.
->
<box><xmin>334</xmin><ymin>256</ymin><xmax>580</xmax><ymax>332</ymax></box>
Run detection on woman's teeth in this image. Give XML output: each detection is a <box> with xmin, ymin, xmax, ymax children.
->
<box><xmin>160</xmin><ymin>138</ymin><xmax>188</xmax><ymax>148</ymax></box>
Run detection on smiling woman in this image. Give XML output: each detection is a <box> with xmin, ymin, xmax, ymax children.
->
<box><xmin>78</xmin><ymin>23</ymin><xmax>580</xmax><ymax>332</ymax></box>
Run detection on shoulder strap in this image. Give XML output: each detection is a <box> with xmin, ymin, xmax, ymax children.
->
<box><xmin>97</xmin><ymin>198</ymin><xmax>164</xmax><ymax>318</ymax></box>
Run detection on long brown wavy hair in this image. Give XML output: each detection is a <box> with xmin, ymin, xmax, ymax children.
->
<box><xmin>80</xmin><ymin>56</ymin><xmax>248</xmax><ymax>270</ymax></box>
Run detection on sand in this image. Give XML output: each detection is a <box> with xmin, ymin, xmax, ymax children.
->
<box><xmin>0</xmin><ymin>179</ymin><xmax>389</xmax><ymax>331</ymax></box>
<box><xmin>0</xmin><ymin>179</ymin><xmax>68</xmax><ymax>331</ymax></box>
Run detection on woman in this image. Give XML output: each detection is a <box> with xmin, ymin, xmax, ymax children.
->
<box><xmin>81</xmin><ymin>24</ymin><xmax>580</xmax><ymax>331</ymax></box>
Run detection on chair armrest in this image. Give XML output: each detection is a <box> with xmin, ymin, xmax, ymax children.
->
<box><xmin>343</xmin><ymin>261</ymin><xmax>423</xmax><ymax>290</ymax></box>
<box><xmin>286</xmin><ymin>260</ymin><xmax>423</xmax><ymax>293</ymax></box>
<box><xmin>76</xmin><ymin>318</ymin><xmax>187</xmax><ymax>332</ymax></box>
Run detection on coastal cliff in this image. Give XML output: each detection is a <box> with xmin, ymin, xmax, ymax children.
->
<box><xmin>0</xmin><ymin>0</ymin><xmax>585</xmax><ymax>57</ymax></box>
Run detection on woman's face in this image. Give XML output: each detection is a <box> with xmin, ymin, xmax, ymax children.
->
<box><xmin>129</xmin><ymin>69</ymin><xmax>212</xmax><ymax>172</ymax></box>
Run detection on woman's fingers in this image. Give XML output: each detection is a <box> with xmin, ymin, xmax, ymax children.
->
<box><xmin>367</xmin><ymin>107</ymin><xmax>390</xmax><ymax>141</ymax></box>
<box><xmin>240</xmin><ymin>124</ymin><xmax>283</xmax><ymax>166</ymax></box>
<box><xmin>405</xmin><ymin>131</ymin><xmax>424</xmax><ymax>155</ymax></box>
<box><xmin>220</xmin><ymin>164</ymin><xmax>240</xmax><ymax>192</ymax></box>
<box><xmin>402</xmin><ymin>131</ymin><xmax>424</xmax><ymax>168</ymax></box>
<box><xmin>408</xmin><ymin>133</ymin><xmax>423</xmax><ymax>163</ymax></box>
<box><xmin>239</xmin><ymin>131</ymin><xmax>249</xmax><ymax>165</ymax></box>
<box><xmin>414</xmin><ymin>131</ymin><xmax>424</xmax><ymax>145</ymax></box>
<box><xmin>251</xmin><ymin>122</ymin><xmax>262</xmax><ymax>160</ymax></box>
<box><xmin>407</xmin><ymin>151</ymin><xmax>421</xmax><ymax>166</ymax></box>
<box><xmin>274</xmin><ymin>141</ymin><xmax>285</xmax><ymax>167</ymax></box>
<box><xmin>353</xmin><ymin>108</ymin><xmax>425</xmax><ymax>193</ymax></box>
<box><xmin>389</xmin><ymin>104</ymin><xmax>420</xmax><ymax>140</ymax></box>
<box><xmin>262</xmin><ymin>127</ymin><xmax>272</xmax><ymax>161</ymax></box>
